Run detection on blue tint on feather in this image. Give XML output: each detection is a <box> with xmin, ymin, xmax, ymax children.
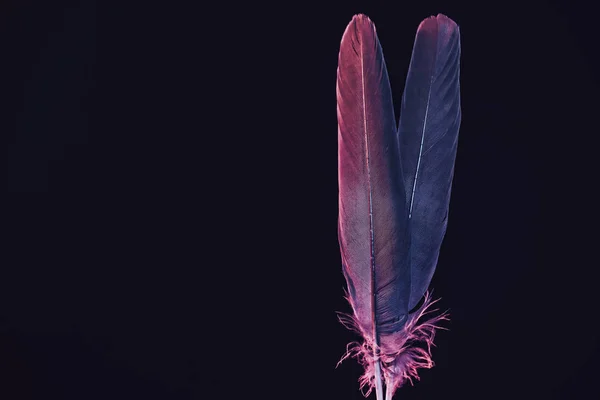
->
<box><xmin>398</xmin><ymin>15</ymin><xmax>461</xmax><ymax>311</ymax></box>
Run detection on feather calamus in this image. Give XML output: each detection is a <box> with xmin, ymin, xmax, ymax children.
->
<box><xmin>336</xmin><ymin>13</ymin><xmax>461</xmax><ymax>399</ymax></box>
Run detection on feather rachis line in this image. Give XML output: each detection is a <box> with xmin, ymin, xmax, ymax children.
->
<box><xmin>408</xmin><ymin>86</ymin><xmax>432</xmax><ymax>219</ymax></box>
<box><xmin>359</xmin><ymin>24</ymin><xmax>385</xmax><ymax>400</ymax></box>
<box><xmin>408</xmin><ymin>22</ymin><xmax>440</xmax><ymax>219</ymax></box>
<box><xmin>358</xmin><ymin>25</ymin><xmax>376</xmax><ymax>342</ymax></box>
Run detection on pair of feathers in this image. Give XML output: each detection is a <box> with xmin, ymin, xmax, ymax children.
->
<box><xmin>336</xmin><ymin>14</ymin><xmax>461</xmax><ymax>398</ymax></box>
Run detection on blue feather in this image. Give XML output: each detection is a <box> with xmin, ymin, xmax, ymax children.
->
<box><xmin>398</xmin><ymin>14</ymin><xmax>461</xmax><ymax>311</ymax></box>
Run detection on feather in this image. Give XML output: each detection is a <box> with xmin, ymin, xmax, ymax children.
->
<box><xmin>398</xmin><ymin>14</ymin><xmax>461</xmax><ymax>311</ymax></box>
<box><xmin>336</xmin><ymin>14</ymin><xmax>460</xmax><ymax>399</ymax></box>
<box><xmin>336</xmin><ymin>14</ymin><xmax>411</xmax><ymax>400</ymax></box>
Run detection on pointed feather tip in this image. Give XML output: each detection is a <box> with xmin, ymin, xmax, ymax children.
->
<box><xmin>417</xmin><ymin>13</ymin><xmax>459</xmax><ymax>33</ymax></box>
<box><xmin>340</xmin><ymin>14</ymin><xmax>377</xmax><ymax>46</ymax></box>
<box><xmin>351</xmin><ymin>13</ymin><xmax>373</xmax><ymax>24</ymax></box>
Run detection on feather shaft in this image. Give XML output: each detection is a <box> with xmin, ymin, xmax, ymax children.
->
<box><xmin>361</xmin><ymin>36</ymin><xmax>385</xmax><ymax>400</ymax></box>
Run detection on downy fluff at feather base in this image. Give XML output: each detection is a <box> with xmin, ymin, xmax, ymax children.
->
<box><xmin>336</xmin><ymin>13</ymin><xmax>460</xmax><ymax>398</ymax></box>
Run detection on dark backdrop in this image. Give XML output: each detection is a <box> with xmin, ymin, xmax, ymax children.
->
<box><xmin>3</xmin><ymin>1</ymin><xmax>598</xmax><ymax>399</ymax></box>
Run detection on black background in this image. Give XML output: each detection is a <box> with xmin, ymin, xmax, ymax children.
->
<box><xmin>3</xmin><ymin>1</ymin><xmax>599</xmax><ymax>399</ymax></box>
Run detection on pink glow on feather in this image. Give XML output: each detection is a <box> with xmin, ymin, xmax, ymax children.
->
<box><xmin>337</xmin><ymin>291</ymin><xmax>449</xmax><ymax>397</ymax></box>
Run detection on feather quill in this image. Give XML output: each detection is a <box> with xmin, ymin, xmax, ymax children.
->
<box><xmin>336</xmin><ymin>14</ymin><xmax>461</xmax><ymax>399</ymax></box>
